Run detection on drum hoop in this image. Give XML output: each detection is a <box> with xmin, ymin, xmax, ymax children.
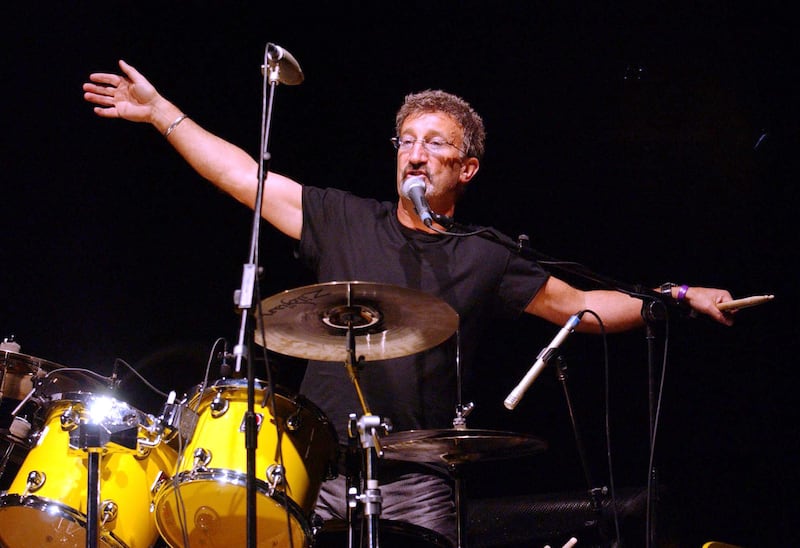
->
<box><xmin>0</xmin><ymin>494</ymin><xmax>127</xmax><ymax>548</ymax></box>
<box><xmin>157</xmin><ymin>468</ymin><xmax>313</xmax><ymax>536</ymax></box>
<box><xmin>44</xmin><ymin>391</ymin><xmax>134</xmax><ymax>405</ymax></box>
<box><xmin>40</xmin><ymin>392</ymin><xmax>150</xmax><ymax>423</ymax></box>
<box><xmin>187</xmin><ymin>379</ymin><xmax>337</xmax><ymax>436</ymax></box>
<box><xmin>189</xmin><ymin>378</ymin><xmax>294</xmax><ymax>404</ymax></box>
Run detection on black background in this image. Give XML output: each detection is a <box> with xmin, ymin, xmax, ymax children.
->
<box><xmin>2</xmin><ymin>3</ymin><xmax>798</xmax><ymax>546</ymax></box>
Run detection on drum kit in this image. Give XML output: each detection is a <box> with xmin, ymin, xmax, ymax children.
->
<box><xmin>0</xmin><ymin>282</ymin><xmax>548</xmax><ymax>548</ymax></box>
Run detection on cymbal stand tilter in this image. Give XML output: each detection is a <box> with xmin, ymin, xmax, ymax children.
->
<box><xmin>342</xmin><ymin>316</ymin><xmax>391</xmax><ymax>548</ymax></box>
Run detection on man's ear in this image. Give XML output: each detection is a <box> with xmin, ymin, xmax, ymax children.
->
<box><xmin>459</xmin><ymin>157</ymin><xmax>480</xmax><ymax>185</ymax></box>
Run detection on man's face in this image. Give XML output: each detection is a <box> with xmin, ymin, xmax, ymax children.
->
<box><xmin>395</xmin><ymin>112</ymin><xmax>470</xmax><ymax>204</ymax></box>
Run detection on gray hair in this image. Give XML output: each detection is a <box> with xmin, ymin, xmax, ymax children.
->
<box><xmin>395</xmin><ymin>90</ymin><xmax>486</xmax><ymax>160</ymax></box>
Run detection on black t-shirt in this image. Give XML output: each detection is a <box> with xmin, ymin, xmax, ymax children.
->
<box><xmin>298</xmin><ymin>186</ymin><xmax>548</xmax><ymax>442</ymax></box>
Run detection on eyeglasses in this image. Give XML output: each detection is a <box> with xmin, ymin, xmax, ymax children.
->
<box><xmin>390</xmin><ymin>136</ymin><xmax>467</xmax><ymax>156</ymax></box>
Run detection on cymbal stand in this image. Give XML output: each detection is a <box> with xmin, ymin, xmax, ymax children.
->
<box><xmin>345</xmin><ymin>413</ymin><xmax>361</xmax><ymax>548</ymax></box>
<box><xmin>450</xmin><ymin>328</ymin><xmax>473</xmax><ymax>548</ymax></box>
<box><xmin>450</xmin><ymin>399</ymin><xmax>474</xmax><ymax>548</ymax></box>
<box><xmin>342</xmin><ymin>320</ymin><xmax>391</xmax><ymax>548</ymax></box>
<box><xmin>448</xmin><ymin>462</ymin><xmax>469</xmax><ymax>548</ymax></box>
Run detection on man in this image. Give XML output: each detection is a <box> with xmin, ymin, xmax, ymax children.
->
<box><xmin>83</xmin><ymin>60</ymin><xmax>734</xmax><ymax>546</ymax></box>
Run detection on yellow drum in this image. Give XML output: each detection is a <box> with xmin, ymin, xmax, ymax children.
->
<box><xmin>0</xmin><ymin>393</ymin><xmax>176</xmax><ymax>548</ymax></box>
<box><xmin>153</xmin><ymin>379</ymin><xmax>338</xmax><ymax>548</ymax></box>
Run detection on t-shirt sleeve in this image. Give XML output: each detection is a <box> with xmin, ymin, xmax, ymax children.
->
<box><xmin>495</xmin><ymin>250</ymin><xmax>550</xmax><ymax>318</ymax></box>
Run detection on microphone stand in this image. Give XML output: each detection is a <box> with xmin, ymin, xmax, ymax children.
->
<box><xmin>230</xmin><ymin>43</ymin><xmax>286</xmax><ymax>548</ymax></box>
<box><xmin>451</xmin><ymin>223</ymin><xmax>689</xmax><ymax>319</ymax></box>
<box><xmin>642</xmin><ymin>310</ymin><xmax>664</xmax><ymax>548</ymax></box>
<box><xmin>449</xmin><ymin>222</ymin><xmax>683</xmax><ymax>547</ymax></box>
<box><xmin>553</xmin><ymin>355</ymin><xmax>614</xmax><ymax>544</ymax></box>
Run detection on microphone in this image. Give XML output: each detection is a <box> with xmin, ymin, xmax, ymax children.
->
<box><xmin>109</xmin><ymin>360</ymin><xmax>121</xmax><ymax>391</ymax></box>
<box><xmin>219</xmin><ymin>349</ymin><xmax>233</xmax><ymax>378</ymax></box>
<box><xmin>401</xmin><ymin>176</ymin><xmax>434</xmax><ymax>227</ymax></box>
<box><xmin>263</xmin><ymin>43</ymin><xmax>304</xmax><ymax>85</ymax></box>
<box><xmin>504</xmin><ymin>312</ymin><xmax>584</xmax><ymax>410</ymax></box>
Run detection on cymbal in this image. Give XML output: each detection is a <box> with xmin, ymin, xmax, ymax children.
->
<box><xmin>1</xmin><ymin>350</ymin><xmax>67</xmax><ymax>401</ymax></box>
<box><xmin>255</xmin><ymin>281</ymin><xmax>459</xmax><ymax>362</ymax></box>
<box><xmin>381</xmin><ymin>428</ymin><xmax>548</xmax><ymax>465</ymax></box>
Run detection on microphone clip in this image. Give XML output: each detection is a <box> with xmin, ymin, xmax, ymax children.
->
<box><xmin>218</xmin><ymin>351</ymin><xmax>234</xmax><ymax>378</ymax></box>
<box><xmin>431</xmin><ymin>212</ymin><xmax>455</xmax><ymax>230</ymax></box>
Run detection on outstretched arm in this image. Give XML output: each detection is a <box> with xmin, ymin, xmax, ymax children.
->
<box><xmin>526</xmin><ymin>276</ymin><xmax>734</xmax><ymax>332</ymax></box>
<box><xmin>83</xmin><ymin>60</ymin><xmax>303</xmax><ymax>240</ymax></box>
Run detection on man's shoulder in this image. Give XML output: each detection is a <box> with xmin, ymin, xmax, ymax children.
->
<box><xmin>304</xmin><ymin>185</ymin><xmax>395</xmax><ymax>214</ymax></box>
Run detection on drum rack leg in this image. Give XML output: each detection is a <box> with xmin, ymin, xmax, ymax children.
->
<box><xmin>86</xmin><ymin>450</ymin><xmax>101</xmax><ymax>548</ymax></box>
<box><xmin>74</xmin><ymin>422</ymin><xmax>105</xmax><ymax>548</ymax></box>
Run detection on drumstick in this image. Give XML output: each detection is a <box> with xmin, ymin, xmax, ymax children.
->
<box><xmin>543</xmin><ymin>539</ymin><xmax>578</xmax><ymax>548</ymax></box>
<box><xmin>716</xmin><ymin>294</ymin><xmax>774</xmax><ymax>312</ymax></box>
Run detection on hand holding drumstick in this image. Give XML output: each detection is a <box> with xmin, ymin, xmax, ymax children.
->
<box><xmin>716</xmin><ymin>294</ymin><xmax>774</xmax><ymax>312</ymax></box>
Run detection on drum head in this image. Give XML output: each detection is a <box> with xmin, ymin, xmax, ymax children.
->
<box><xmin>0</xmin><ymin>498</ymin><xmax>127</xmax><ymax>548</ymax></box>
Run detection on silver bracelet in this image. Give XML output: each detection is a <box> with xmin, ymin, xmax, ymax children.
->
<box><xmin>164</xmin><ymin>114</ymin><xmax>188</xmax><ymax>138</ymax></box>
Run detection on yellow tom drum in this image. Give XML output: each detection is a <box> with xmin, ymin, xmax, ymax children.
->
<box><xmin>153</xmin><ymin>379</ymin><xmax>338</xmax><ymax>548</ymax></box>
<box><xmin>0</xmin><ymin>393</ymin><xmax>177</xmax><ymax>548</ymax></box>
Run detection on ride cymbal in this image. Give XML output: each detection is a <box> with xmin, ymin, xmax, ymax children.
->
<box><xmin>254</xmin><ymin>281</ymin><xmax>459</xmax><ymax>362</ymax></box>
<box><xmin>381</xmin><ymin>428</ymin><xmax>548</xmax><ymax>465</ymax></box>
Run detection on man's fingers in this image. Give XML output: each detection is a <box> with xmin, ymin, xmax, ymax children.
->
<box><xmin>119</xmin><ymin>59</ymin><xmax>144</xmax><ymax>83</ymax></box>
<box><xmin>88</xmin><ymin>72</ymin><xmax>122</xmax><ymax>86</ymax></box>
<box><xmin>92</xmin><ymin>106</ymin><xmax>119</xmax><ymax>118</ymax></box>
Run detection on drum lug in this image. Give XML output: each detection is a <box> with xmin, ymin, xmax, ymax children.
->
<box><xmin>210</xmin><ymin>393</ymin><xmax>229</xmax><ymax>417</ymax></box>
<box><xmin>60</xmin><ymin>406</ymin><xmax>78</xmax><ymax>431</ymax></box>
<box><xmin>286</xmin><ymin>411</ymin><xmax>301</xmax><ymax>432</ymax></box>
<box><xmin>266</xmin><ymin>463</ymin><xmax>285</xmax><ymax>493</ymax></box>
<box><xmin>193</xmin><ymin>447</ymin><xmax>212</xmax><ymax>470</ymax></box>
<box><xmin>100</xmin><ymin>499</ymin><xmax>118</xmax><ymax>525</ymax></box>
<box><xmin>24</xmin><ymin>470</ymin><xmax>46</xmax><ymax>494</ymax></box>
<box><xmin>135</xmin><ymin>445</ymin><xmax>152</xmax><ymax>460</ymax></box>
<box><xmin>310</xmin><ymin>513</ymin><xmax>324</xmax><ymax>537</ymax></box>
<box><xmin>150</xmin><ymin>469</ymin><xmax>170</xmax><ymax>497</ymax></box>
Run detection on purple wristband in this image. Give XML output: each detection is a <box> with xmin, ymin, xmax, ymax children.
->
<box><xmin>676</xmin><ymin>284</ymin><xmax>689</xmax><ymax>301</ymax></box>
